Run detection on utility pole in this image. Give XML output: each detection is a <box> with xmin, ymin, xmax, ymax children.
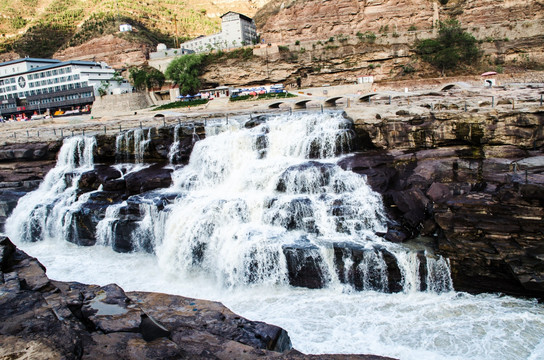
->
<box><xmin>174</xmin><ymin>16</ymin><xmax>179</xmax><ymax>48</ymax></box>
<box><xmin>265</xmin><ymin>46</ymin><xmax>269</xmax><ymax>79</ymax></box>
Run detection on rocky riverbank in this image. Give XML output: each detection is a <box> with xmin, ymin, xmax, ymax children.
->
<box><xmin>0</xmin><ymin>237</ymin><xmax>394</xmax><ymax>360</ymax></box>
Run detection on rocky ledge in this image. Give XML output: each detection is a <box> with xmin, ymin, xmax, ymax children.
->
<box><xmin>0</xmin><ymin>237</ymin><xmax>393</xmax><ymax>360</ymax></box>
<box><xmin>344</xmin><ymin>104</ymin><xmax>544</xmax><ymax>299</ymax></box>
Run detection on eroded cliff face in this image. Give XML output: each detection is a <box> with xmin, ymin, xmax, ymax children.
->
<box><xmin>202</xmin><ymin>41</ymin><xmax>414</xmax><ymax>87</ymax></box>
<box><xmin>54</xmin><ymin>35</ymin><xmax>150</xmax><ymax>69</ymax></box>
<box><xmin>256</xmin><ymin>0</ymin><xmax>544</xmax><ymax>44</ymax></box>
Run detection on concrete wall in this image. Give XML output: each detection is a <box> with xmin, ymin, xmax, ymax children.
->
<box><xmin>91</xmin><ymin>92</ymin><xmax>151</xmax><ymax>117</ymax></box>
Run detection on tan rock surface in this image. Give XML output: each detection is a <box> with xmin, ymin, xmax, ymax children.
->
<box><xmin>54</xmin><ymin>34</ymin><xmax>149</xmax><ymax>69</ymax></box>
<box><xmin>257</xmin><ymin>0</ymin><xmax>544</xmax><ymax>44</ymax></box>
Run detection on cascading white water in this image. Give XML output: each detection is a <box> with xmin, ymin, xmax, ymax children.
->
<box><xmin>5</xmin><ymin>136</ymin><xmax>96</xmax><ymax>244</ymax></box>
<box><xmin>95</xmin><ymin>202</ymin><xmax>125</xmax><ymax>246</ymax></box>
<box><xmin>167</xmin><ymin>124</ymin><xmax>181</xmax><ymax>164</ymax></box>
<box><xmin>156</xmin><ymin>112</ymin><xmax>445</xmax><ymax>291</ymax></box>
<box><xmin>167</xmin><ymin>123</ymin><xmax>201</xmax><ymax>164</ymax></box>
<box><xmin>5</xmin><ymin>113</ymin><xmax>544</xmax><ymax>360</ymax></box>
<box><xmin>116</xmin><ymin>128</ymin><xmax>151</xmax><ymax>163</ymax></box>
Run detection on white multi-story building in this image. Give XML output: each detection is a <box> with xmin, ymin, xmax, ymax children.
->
<box><xmin>182</xmin><ymin>12</ymin><xmax>258</xmax><ymax>53</ymax></box>
<box><xmin>0</xmin><ymin>58</ymin><xmax>132</xmax><ymax>118</ymax></box>
<box><xmin>148</xmin><ymin>44</ymin><xmax>195</xmax><ymax>72</ymax></box>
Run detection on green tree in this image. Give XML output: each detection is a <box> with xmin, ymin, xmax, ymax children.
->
<box><xmin>165</xmin><ymin>54</ymin><xmax>205</xmax><ymax>95</ymax></box>
<box><xmin>129</xmin><ymin>67</ymin><xmax>148</xmax><ymax>91</ymax></box>
<box><xmin>129</xmin><ymin>66</ymin><xmax>165</xmax><ymax>91</ymax></box>
<box><xmin>98</xmin><ymin>81</ymin><xmax>111</xmax><ymax>96</ymax></box>
<box><xmin>416</xmin><ymin>19</ymin><xmax>480</xmax><ymax>75</ymax></box>
<box><xmin>145</xmin><ymin>68</ymin><xmax>166</xmax><ymax>90</ymax></box>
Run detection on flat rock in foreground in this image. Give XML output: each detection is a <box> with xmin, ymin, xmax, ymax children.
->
<box><xmin>0</xmin><ymin>236</ymin><xmax>395</xmax><ymax>360</ymax></box>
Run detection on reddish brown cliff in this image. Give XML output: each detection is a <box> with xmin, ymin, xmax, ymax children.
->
<box><xmin>256</xmin><ymin>0</ymin><xmax>544</xmax><ymax>44</ymax></box>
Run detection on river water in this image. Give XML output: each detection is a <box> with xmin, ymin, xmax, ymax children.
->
<box><xmin>5</xmin><ymin>112</ymin><xmax>544</xmax><ymax>360</ymax></box>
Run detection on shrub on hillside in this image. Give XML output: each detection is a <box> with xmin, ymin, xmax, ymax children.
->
<box><xmin>416</xmin><ymin>19</ymin><xmax>480</xmax><ymax>75</ymax></box>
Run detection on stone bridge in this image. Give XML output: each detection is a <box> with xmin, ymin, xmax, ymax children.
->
<box><xmin>267</xmin><ymin>95</ymin><xmax>359</xmax><ymax>109</ymax></box>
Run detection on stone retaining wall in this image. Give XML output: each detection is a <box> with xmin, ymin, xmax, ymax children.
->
<box><xmin>91</xmin><ymin>93</ymin><xmax>152</xmax><ymax>118</ymax></box>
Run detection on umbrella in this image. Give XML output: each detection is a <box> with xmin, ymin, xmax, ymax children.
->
<box><xmin>481</xmin><ymin>71</ymin><xmax>497</xmax><ymax>76</ymax></box>
<box><xmin>194</xmin><ymin>93</ymin><xmax>202</xmax><ymax>97</ymax></box>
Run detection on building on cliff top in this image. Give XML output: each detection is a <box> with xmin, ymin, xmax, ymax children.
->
<box><xmin>148</xmin><ymin>44</ymin><xmax>195</xmax><ymax>73</ymax></box>
<box><xmin>181</xmin><ymin>12</ymin><xmax>258</xmax><ymax>53</ymax></box>
<box><xmin>0</xmin><ymin>58</ymin><xmax>132</xmax><ymax>118</ymax></box>
<box><xmin>148</xmin><ymin>11</ymin><xmax>258</xmax><ymax>72</ymax></box>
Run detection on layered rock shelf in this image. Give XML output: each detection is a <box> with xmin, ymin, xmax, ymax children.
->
<box><xmin>343</xmin><ymin>98</ymin><xmax>544</xmax><ymax>298</ymax></box>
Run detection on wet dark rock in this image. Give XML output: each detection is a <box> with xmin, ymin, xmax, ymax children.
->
<box><xmin>384</xmin><ymin>229</ymin><xmax>407</xmax><ymax>243</ymax></box>
<box><xmin>68</xmin><ymin>209</ymin><xmax>97</xmax><ymax>246</ymax></box>
<box><xmin>266</xmin><ymin>197</ymin><xmax>317</xmax><ymax>233</ymax></box>
<box><xmin>78</xmin><ymin>165</ymin><xmax>123</xmax><ymax>193</ymax></box>
<box><xmin>283</xmin><ymin>244</ymin><xmax>326</xmax><ymax>289</ymax></box>
<box><xmin>254</xmin><ymin>133</ymin><xmax>268</xmax><ymax>159</ymax></box>
<box><xmin>244</xmin><ymin>115</ymin><xmax>268</xmax><ymax>128</ymax></box>
<box><xmin>332</xmin><ymin>243</ymin><xmax>405</xmax><ymax>293</ymax></box>
<box><xmin>276</xmin><ymin>161</ymin><xmax>336</xmax><ymax>193</ymax></box>
<box><xmin>344</xmin><ymin>108</ymin><xmax>544</xmax><ymax>299</ymax></box>
<box><xmin>125</xmin><ymin>164</ymin><xmax>172</xmax><ymax>195</ymax></box>
<box><xmin>111</xmin><ymin>219</ymin><xmax>139</xmax><ymax>253</ymax></box>
<box><xmin>3</xmin><ymin>238</ymin><xmax>397</xmax><ymax>360</ymax></box>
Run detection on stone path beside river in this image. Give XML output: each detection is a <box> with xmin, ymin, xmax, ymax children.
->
<box><xmin>0</xmin><ymin>76</ymin><xmax>542</xmax><ymax>145</ymax></box>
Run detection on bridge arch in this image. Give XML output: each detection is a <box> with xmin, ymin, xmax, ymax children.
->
<box><xmin>324</xmin><ymin>96</ymin><xmax>344</xmax><ymax>107</ymax></box>
<box><xmin>294</xmin><ymin>99</ymin><xmax>312</xmax><ymax>109</ymax></box>
<box><xmin>268</xmin><ymin>102</ymin><xmax>285</xmax><ymax>109</ymax></box>
<box><xmin>441</xmin><ymin>82</ymin><xmax>472</xmax><ymax>91</ymax></box>
<box><xmin>358</xmin><ymin>93</ymin><xmax>378</xmax><ymax>102</ymax></box>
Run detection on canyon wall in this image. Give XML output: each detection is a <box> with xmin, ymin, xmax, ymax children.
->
<box><xmin>256</xmin><ymin>0</ymin><xmax>544</xmax><ymax>44</ymax></box>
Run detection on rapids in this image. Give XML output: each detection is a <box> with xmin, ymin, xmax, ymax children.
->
<box><xmin>4</xmin><ymin>112</ymin><xmax>544</xmax><ymax>360</ymax></box>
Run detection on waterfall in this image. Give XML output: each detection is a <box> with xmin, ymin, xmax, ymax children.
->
<box><xmin>167</xmin><ymin>123</ymin><xmax>201</xmax><ymax>165</ymax></box>
<box><xmin>6</xmin><ymin>113</ymin><xmax>452</xmax><ymax>293</ymax></box>
<box><xmin>157</xmin><ymin>112</ymin><xmax>452</xmax><ymax>292</ymax></box>
<box><xmin>5</xmin><ymin>136</ymin><xmax>96</xmax><ymax>243</ymax></box>
<box><xmin>116</xmin><ymin>128</ymin><xmax>151</xmax><ymax>163</ymax></box>
<box><xmin>96</xmin><ymin>202</ymin><xmax>125</xmax><ymax>246</ymax></box>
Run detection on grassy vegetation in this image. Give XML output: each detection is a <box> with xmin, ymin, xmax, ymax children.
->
<box><xmin>154</xmin><ymin>99</ymin><xmax>208</xmax><ymax>110</ymax></box>
<box><xmin>230</xmin><ymin>92</ymin><xmax>296</xmax><ymax>102</ymax></box>
<box><xmin>203</xmin><ymin>47</ymin><xmax>254</xmax><ymax>63</ymax></box>
<box><xmin>0</xmin><ymin>0</ymin><xmax>225</xmax><ymax>58</ymax></box>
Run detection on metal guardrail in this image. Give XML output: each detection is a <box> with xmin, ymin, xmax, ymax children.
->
<box><xmin>3</xmin><ymin>94</ymin><xmax>542</xmax><ymax>141</ymax></box>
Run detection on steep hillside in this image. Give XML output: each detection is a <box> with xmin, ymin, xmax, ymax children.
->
<box><xmin>0</xmin><ymin>0</ymin><xmax>268</xmax><ymax>59</ymax></box>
